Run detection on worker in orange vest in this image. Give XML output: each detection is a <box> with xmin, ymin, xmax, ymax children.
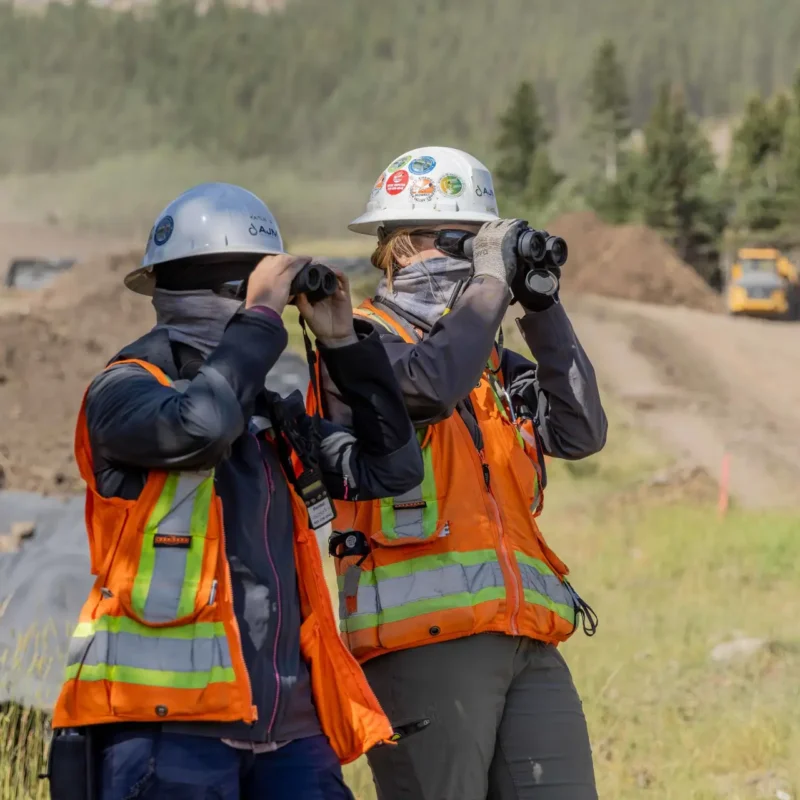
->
<box><xmin>313</xmin><ymin>148</ymin><xmax>608</xmax><ymax>800</ymax></box>
<box><xmin>46</xmin><ymin>183</ymin><xmax>425</xmax><ymax>800</ymax></box>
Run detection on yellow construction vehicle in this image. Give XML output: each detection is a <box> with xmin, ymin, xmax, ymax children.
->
<box><xmin>726</xmin><ymin>247</ymin><xmax>800</xmax><ymax>319</ymax></box>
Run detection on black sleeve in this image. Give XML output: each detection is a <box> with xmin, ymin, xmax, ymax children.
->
<box><xmin>300</xmin><ymin>328</ymin><xmax>424</xmax><ymax>500</ymax></box>
<box><xmin>503</xmin><ymin>302</ymin><xmax>608</xmax><ymax>459</ymax></box>
<box><xmin>320</xmin><ymin>276</ymin><xmax>511</xmax><ymax>428</ymax></box>
<box><xmin>85</xmin><ymin>310</ymin><xmax>289</xmax><ymax>470</ymax></box>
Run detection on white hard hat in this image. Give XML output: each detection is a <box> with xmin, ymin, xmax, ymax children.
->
<box><xmin>349</xmin><ymin>146</ymin><xmax>500</xmax><ymax>236</ymax></box>
<box><xmin>125</xmin><ymin>182</ymin><xmax>285</xmax><ymax>295</ymax></box>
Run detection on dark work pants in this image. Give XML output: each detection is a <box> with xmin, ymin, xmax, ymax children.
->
<box><xmin>97</xmin><ymin>730</ymin><xmax>354</xmax><ymax>800</ymax></box>
<box><xmin>365</xmin><ymin>633</ymin><xmax>598</xmax><ymax>800</ymax></box>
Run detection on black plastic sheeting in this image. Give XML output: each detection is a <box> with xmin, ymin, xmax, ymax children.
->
<box><xmin>0</xmin><ymin>350</ymin><xmax>315</xmax><ymax>709</ymax></box>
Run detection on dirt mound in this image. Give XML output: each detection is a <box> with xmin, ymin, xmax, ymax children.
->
<box><xmin>549</xmin><ymin>211</ymin><xmax>723</xmax><ymax>312</ymax></box>
<box><xmin>0</xmin><ymin>252</ymin><xmax>151</xmax><ymax>493</ymax></box>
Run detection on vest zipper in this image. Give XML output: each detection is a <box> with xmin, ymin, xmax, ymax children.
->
<box><xmin>479</xmin><ymin>449</ymin><xmax>521</xmax><ymax>636</ymax></box>
<box><xmin>255</xmin><ymin>437</ymin><xmax>283</xmax><ymax>739</ymax></box>
<box><xmin>455</xmin><ymin>415</ymin><xmax>522</xmax><ymax>636</ymax></box>
<box><xmin>217</xmin><ymin>494</ymin><xmax>258</xmax><ymax>723</ymax></box>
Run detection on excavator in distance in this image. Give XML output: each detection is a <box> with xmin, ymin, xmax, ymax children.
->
<box><xmin>725</xmin><ymin>247</ymin><xmax>800</xmax><ymax>320</ymax></box>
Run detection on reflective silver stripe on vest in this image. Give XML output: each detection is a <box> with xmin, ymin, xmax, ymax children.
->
<box><xmin>142</xmin><ymin>471</ymin><xmax>211</xmax><ymax>623</ymax></box>
<box><xmin>517</xmin><ymin>563</ymin><xmax>574</xmax><ymax>609</ymax></box>
<box><xmin>391</xmin><ymin>485</ymin><xmax>427</xmax><ymax>538</ymax></box>
<box><xmin>340</xmin><ymin>560</ymin><xmax>505</xmax><ymax>621</ymax></box>
<box><xmin>67</xmin><ymin>628</ymin><xmax>232</xmax><ymax>673</ymax></box>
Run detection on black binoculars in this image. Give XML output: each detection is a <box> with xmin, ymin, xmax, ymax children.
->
<box><xmin>434</xmin><ymin>226</ymin><xmax>567</xmax><ymax>298</ymax></box>
<box><xmin>289</xmin><ymin>262</ymin><xmax>337</xmax><ymax>304</ymax></box>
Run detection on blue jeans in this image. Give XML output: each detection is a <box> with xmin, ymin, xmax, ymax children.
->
<box><xmin>98</xmin><ymin>730</ymin><xmax>355</xmax><ymax>800</ymax></box>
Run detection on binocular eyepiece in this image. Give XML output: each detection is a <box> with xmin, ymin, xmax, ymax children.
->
<box><xmin>289</xmin><ymin>262</ymin><xmax>338</xmax><ymax>304</ymax></box>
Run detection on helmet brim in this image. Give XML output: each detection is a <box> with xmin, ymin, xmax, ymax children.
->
<box><xmin>348</xmin><ymin>208</ymin><xmax>500</xmax><ymax>236</ymax></box>
<box><xmin>126</xmin><ymin>245</ymin><xmax>285</xmax><ymax>296</ymax></box>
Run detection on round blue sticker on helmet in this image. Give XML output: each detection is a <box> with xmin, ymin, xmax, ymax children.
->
<box><xmin>153</xmin><ymin>215</ymin><xmax>174</xmax><ymax>246</ymax></box>
<box><xmin>409</xmin><ymin>156</ymin><xmax>436</xmax><ymax>175</ymax></box>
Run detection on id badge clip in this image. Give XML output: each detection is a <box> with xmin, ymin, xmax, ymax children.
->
<box><xmin>296</xmin><ymin>466</ymin><xmax>335</xmax><ymax>530</ymax></box>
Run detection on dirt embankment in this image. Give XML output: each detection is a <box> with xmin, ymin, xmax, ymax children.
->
<box><xmin>549</xmin><ymin>211</ymin><xmax>723</xmax><ymax>313</ymax></box>
<box><xmin>1</xmin><ymin>252</ymin><xmax>150</xmax><ymax>494</ymax></box>
<box><xmin>567</xmin><ymin>294</ymin><xmax>800</xmax><ymax>508</ymax></box>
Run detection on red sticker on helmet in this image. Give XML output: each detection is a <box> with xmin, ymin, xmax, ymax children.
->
<box><xmin>386</xmin><ymin>170</ymin><xmax>409</xmax><ymax>196</ymax></box>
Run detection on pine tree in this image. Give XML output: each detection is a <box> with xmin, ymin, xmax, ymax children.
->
<box><xmin>777</xmin><ymin>70</ymin><xmax>800</xmax><ymax>230</ymax></box>
<box><xmin>525</xmin><ymin>147</ymin><xmax>563</xmax><ymax>208</ymax></box>
<box><xmin>494</xmin><ymin>81</ymin><xmax>549</xmax><ymax>198</ymax></box>
<box><xmin>638</xmin><ymin>84</ymin><xmax>724</xmax><ymax>270</ymax></box>
<box><xmin>727</xmin><ymin>94</ymin><xmax>787</xmax><ymax>231</ymax></box>
<box><xmin>584</xmin><ymin>39</ymin><xmax>630</xmax><ymax>182</ymax></box>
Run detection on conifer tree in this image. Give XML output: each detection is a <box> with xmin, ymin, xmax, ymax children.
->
<box><xmin>638</xmin><ymin>84</ymin><xmax>723</xmax><ymax>268</ymax></box>
<box><xmin>585</xmin><ymin>39</ymin><xmax>631</xmax><ymax>182</ymax></box>
<box><xmin>525</xmin><ymin>147</ymin><xmax>563</xmax><ymax>208</ymax></box>
<box><xmin>494</xmin><ymin>81</ymin><xmax>550</xmax><ymax>198</ymax></box>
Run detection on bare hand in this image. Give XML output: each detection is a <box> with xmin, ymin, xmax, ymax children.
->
<box><xmin>296</xmin><ymin>270</ymin><xmax>357</xmax><ymax>346</ymax></box>
<box><xmin>245</xmin><ymin>254</ymin><xmax>311</xmax><ymax>314</ymax></box>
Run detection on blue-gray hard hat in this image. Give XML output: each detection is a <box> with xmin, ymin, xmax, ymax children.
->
<box><xmin>125</xmin><ymin>182</ymin><xmax>285</xmax><ymax>295</ymax></box>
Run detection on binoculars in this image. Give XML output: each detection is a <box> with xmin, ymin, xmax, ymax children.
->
<box><xmin>289</xmin><ymin>262</ymin><xmax>338</xmax><ymax>304</ymax></box>
<box><xmin>434</xmin><ymin>226</ymin><xmax>567</xmax><ymax>298</ymax></box>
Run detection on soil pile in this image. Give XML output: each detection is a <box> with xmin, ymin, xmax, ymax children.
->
<box><xmin>0</xmin><ymin>251</ymin><xmax>311</xmax><ymax>494</ymax></box>
<box><xmin>0</xmin><ymin>252</ymin><xmax>151</xmax><ymax>493</ymax></box>
<box><xmin>549</xmin><ymin>211</ymin><xmax>723</xmax><ymax>313</ymax></box>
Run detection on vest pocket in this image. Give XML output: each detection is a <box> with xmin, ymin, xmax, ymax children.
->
<box><xmin>119</xmin><ymin>471</ymin><xmax>220</xmax><ymax>626</ymax></box>
<box><xmin>371</xmin><ymin>435</ymin><xmax>449</xmax><ymax>547</ymax></box>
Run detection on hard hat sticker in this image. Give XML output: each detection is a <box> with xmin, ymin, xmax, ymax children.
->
<box><xmin>386</xmin><ymin>170</ymin><xmax>410</xmax><ymax>196</ymax></box>
<box><xmin>371</xmin><ymin>172</ymin><xmax>386</xmax><ymax>196</ymax></box>
<box><xmin>387</xmin><ymin>155</ymin><xmax>412</xmax><ymax>173</ymax></box>
<box><xmin>439</xmin><ymin>175</ymin><xmax>465</xmax><ymax>198</ymax></box>
<box><xmin>410</xmin><ymin>177</ymin><xmax>435</xmax><ymax>203</ymax></box>
<box><xmin>153</xmin><ymin>215</ymin><xmax>174</xmax><ymax>247</ymax></box>
<box><xmin>409</xmin><ymin>156</ymin><xmax>436</xmax><ymax>175</ymax></box>
<box><xmin>475</xmin><ymin>185</ymin><xmax>495</xmax><ymax>198</ymax></box>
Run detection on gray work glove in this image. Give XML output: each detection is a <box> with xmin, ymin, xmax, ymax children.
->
<box><xmin>471</xmin><ymin>219</ymin><xmax>528</xmax><ymax>285</ymax></box>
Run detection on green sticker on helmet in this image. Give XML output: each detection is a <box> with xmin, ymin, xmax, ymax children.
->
<box><xmin>387</xmin><ymin>155</ymin><xmax>412</xmax><ymax>173</ymax></box>
<box><xmin>439</xmin><ymin>174</ymin><xmax>464</xmax><ymax>198</ymax></box>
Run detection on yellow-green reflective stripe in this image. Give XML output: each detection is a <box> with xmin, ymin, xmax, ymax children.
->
<box><xmin>72</xmin><ymin>616</ymin><xmax>226</xmax><ymax>640</ymax></box>
<box><xmin>337</xmin><ymin>549</ymin><xmax>499</xmax><ymax>590</ymax></box>
<box><xmin>342</xmin><ymin>586</ymin><xmax>506</xmax><ymax>633</ymax></box>
<box><xmin>513</xmin><ymin>552</ymin><xmax>556</xmax><ymax>577</ymax></box>
<box><xmin>379</xmin><ymin>435</ymin><xmax>438</xmax><ymax>539</ymax></box>
<box><xmin>176</xmin><ymin>476</ymin><xmax>214</xmax><ymax>618</ymax></box>
<box><xmin>523</xmin><ymin>589</ymin><xmax>575</xmax><ymax>626</ymax></box>
<box><xmin>131</xmin><ymin>472</ymin><xmax>179</xmax><ymax>615</ymax></box>
<box><xmin>64</xmin><ymin>662</ymin><xmax>235</xmax><ymax>689</ymax></box>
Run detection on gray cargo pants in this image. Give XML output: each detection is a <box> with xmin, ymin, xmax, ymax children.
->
<box><xmin>364</xmin><ymin>633</ymin><xmax>597</xmax><ymax>800</ymax></box>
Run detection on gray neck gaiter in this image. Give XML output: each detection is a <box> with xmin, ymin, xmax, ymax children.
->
<box><xmin>151</xmin><ymin>288</ymin><xmax>243</xmax><ymax>358</ymax></box>
<box><xmin>374</xmin><ymin>256</ymin><xmax>473</xmax><ymax>329</ymax></box>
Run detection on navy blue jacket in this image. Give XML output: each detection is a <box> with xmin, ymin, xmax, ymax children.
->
<box><xmin>84</xmin><ymin>306</ymin><xmax>423</xmax><ymax>743</ymax></box>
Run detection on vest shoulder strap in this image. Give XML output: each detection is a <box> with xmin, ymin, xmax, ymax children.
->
<box><xmin>75</xmin><ymin>358</ymin><xmax>173</xmax><ymax>485</ymax></box>
<box><xmin>355</xmin><ymin>300</ymin><xmax>416</xmax><ymax>344</ymax></box>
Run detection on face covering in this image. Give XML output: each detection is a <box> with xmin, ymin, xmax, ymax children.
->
<box><xmin>374</xmin><ymin>256</ymin><xmax>473</xmax><ymax>330</ymax></box>
<box><xmin>151</xmin><ymin>288</ymin><xmax>244</xmax><ymax>358</ymax></box>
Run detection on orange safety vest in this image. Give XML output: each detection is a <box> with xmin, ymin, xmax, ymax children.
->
<box><xmin>308</xmin><ymin>300</ymin><xmax>580</xmax><ymax>665</ymax></box>
<box><xmin>52</xmin><ymin>359</ymin><xmax>392</xmax><ymax>765</ymax></box>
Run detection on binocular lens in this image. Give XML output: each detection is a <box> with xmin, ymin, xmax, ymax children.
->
<box><xmin>304</xmin><ymin>265</ymin><xmax>323</xmax><ymax>292</ymax></box>
<box><xmin>321</xmin><ymin>271</ymin><xmax>337</xmax><ymax>295</ymax></box>
<box><xmin>544</xmin><ymin>236</ymin><xmax>568</xmax><ymax>268</ymax></box>
<box><xmin>518</xmin><ymin>230</ymin><xmax>547</xmax><ymax>262</ymax></box>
